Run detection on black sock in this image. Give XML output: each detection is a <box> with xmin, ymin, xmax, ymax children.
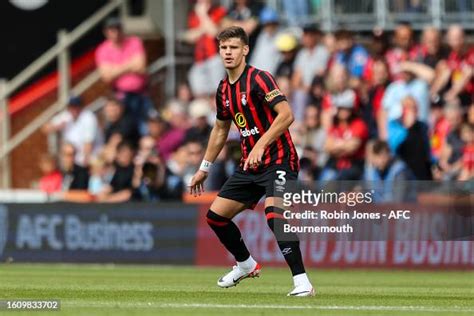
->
<box><xmin>206</xmin><ymin>210</ymin><xmax>250</xmax><ymax>262</ymax></box>
<box><xmin>265</xmin><ymin>206</ymin><xmax>305</xmax><ymax>276</ymax></box>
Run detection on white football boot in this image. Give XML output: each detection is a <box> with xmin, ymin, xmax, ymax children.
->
<box><xmin>217</xmin><ymin>263</ymin><xmax>261</xmax><ymax>288</ymax></box>
<box><xmin>287</xmin><ymin>285</ymin><xmax>315</xmax><ymax>297</ymax></box>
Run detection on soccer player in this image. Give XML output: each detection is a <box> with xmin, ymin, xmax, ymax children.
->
<box><xmin>189</xmin><ymin>26</ymin><xmax>314</xmax><ymax>297</ymax></box>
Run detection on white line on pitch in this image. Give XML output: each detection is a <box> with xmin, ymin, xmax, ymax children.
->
<box><xmin>63</xmin><ymin>302</ymin><xmax>474</xmax><ymax>313</ymax></box>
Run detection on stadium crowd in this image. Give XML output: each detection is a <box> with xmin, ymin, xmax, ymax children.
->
<box><xmin>38</xmin><ymin>0</ymin><xmax>474</xmax><ymax>202</ymax></box>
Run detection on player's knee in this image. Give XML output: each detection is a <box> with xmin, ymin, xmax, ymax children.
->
<box><xmin>264</xmin><ymin>206</ymin><xmax>286</xmax><ymax>228</ymax></box>
<box><xmin>206</xmin><ymin>209</ymin><xmax>230</xmax><ymax>227</ymax></box>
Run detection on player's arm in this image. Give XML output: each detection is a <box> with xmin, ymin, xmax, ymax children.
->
<box><xmin>189</xmin><ymin>118</ymin><xmax>231</xmax><ymax>196</ymax></box>
<box><xmin>203</xmin><ymin>118</ymin><xmax>232</xmax><ymax>162</ymax></box>
<box><xmin>243</xmin><ymin>101</ymin><xmax>294</xmax><ymax>170</ymax></box>
<box><xmin>444</xmin><ymin>64</ymin><xmax>473</xmax><ymax>100</ymax></box>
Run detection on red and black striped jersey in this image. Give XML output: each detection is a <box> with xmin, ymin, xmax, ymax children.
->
<box><xmin>215</xmin><ymin>64</ymin><xmax>299</xmax><ymax>172</ymax></box>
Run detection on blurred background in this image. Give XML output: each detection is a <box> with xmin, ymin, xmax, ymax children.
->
<box><xmin>0</xmin><ymin>0</ymin><xmax>472</xmax><ymax>268</ymax></box>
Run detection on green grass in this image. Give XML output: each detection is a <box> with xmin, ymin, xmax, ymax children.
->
<box><xmin>0</xmin><ymin>264</ymin><xmax>472</xmax><ymax>316</ymax></box>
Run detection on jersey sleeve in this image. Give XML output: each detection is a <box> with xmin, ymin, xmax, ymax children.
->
<box><xmin>255</xmin><ymin>71</ymin><xmax>287</xmax><ymax>109</ymax></box>
<box><xmin>215</xmin><ymin>82</ymin><xmax>231</xmax><ymax>121</ymax></box>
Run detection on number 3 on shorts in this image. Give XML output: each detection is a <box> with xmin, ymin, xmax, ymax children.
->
<box><xmin>275</xmin><ymin>170</ymin><xmax>286</xmax><ymax>186</ymax></box>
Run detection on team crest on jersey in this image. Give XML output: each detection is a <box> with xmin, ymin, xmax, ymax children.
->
<box><xmin>225</xmin><ymin>99</ymin><xmax>230</xmax><ymax>107</ymax></box>
<box><xmin>265</xmin><ymin>89</ymin><xmax>282</xmax><ymax>102</ymax></box>
<box><xmin>241</xmin><ymin>92</ymin><xmax>247</xmax><ymax>106</ymax></box>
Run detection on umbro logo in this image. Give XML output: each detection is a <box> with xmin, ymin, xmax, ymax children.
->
<box><xmin>282</xmin><ymin>247</ymin><xmax>292</xmax><ymax>256</ymax></box>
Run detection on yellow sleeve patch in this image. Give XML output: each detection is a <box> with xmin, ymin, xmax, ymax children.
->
<box><xmin>264</xmin><ymin>89</ymin><xmax>282</xmax><ymax>102</ymax></box>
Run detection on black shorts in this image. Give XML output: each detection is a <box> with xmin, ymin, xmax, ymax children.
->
<box><xmin>217</xmin><ymin>163</ymin><xmax>298</xmax><ymax>209</ymax></box>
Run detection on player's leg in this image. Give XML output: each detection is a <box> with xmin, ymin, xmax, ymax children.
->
<box><xmin>207</xmin><ymin>196</ymin><xmax>251</xmax><ymax>265</ymax></box>
<box><xmin>209</xmin><ymin>173</ymin><xmax>265</xmax><ymax>288</ymax></box>
<box><xmin>259</xmin><ymin>165</ymin><xmax>314</xmax><ymax>296</ymax></box>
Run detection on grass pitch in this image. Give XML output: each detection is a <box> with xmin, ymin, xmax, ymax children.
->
<box><xmin>0</xmin><ymin>264</ymin><xmax>472</xmax><ymax>315</ymax></box>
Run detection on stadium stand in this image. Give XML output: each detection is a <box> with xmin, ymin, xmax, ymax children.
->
<box><xmin>0</xmin><ymin>0</ymin><xmax>473</xmax><ymax>201</ymax></box>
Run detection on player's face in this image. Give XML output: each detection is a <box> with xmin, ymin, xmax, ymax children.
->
<box><xmin>219</xmin><ymin>38</ymin><xmax>249</xmax><ymax>69</ymax></box>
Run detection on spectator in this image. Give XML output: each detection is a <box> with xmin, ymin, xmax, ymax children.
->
<box><xmin>131</xmin><ymin>136</ymin><xmax>182</xmax><ymax>201</ymax></box>
<box><xmin>297</xmin><ymin>104</ymin><xmax>327</xmax><ymax>168</ymax></box>
<box><xmin>282</xmin><ymin>0</ymin><xmax>310</xmax><ymax>26</ymax></box>
<box><xmin>97</xmin><ymin>141</ymin><xmax>135</xmax><ymax>202</ymax></box>
<box><xmin>321</xmin><ymin>64</ymin><xmax>359</xmax><ymax>130</ymax></box>
<box><xmin>321</xmin><ymin>100</ymin><xmax>368</xmax><ymax>181</ymax></box>
<box><xmin>436</xmin><ymin>101</ymin><xmax>465</xmax><ymax>180</ymax></box>
<box><xmin>59</xmin><ymin>143</ymin><xmax>89</xmax><ymax>190</ymax></box>
<box><xmin>185</xmin><ymin>98</ymin><xmax>212</xmax><ymax>144</ymax></box>
<box><xmin>160</xmin><ymin>101</ymin><xmax>190</xmax><ymax>160</ymax></box>
<box><xmin>394</xmin><ymin>27</ymin><xmax>446</xmax><ymax>85</ymax></box>
<box><xmin>333</xmin><ymin>29</ymin><xmax>369</xmax><ymax>86</ymax></box>
<box><xmin>88</xmin><ymin>156</ymin><xmax>111</xmax><ymax>196</ymax></box>
<box><xmin>166</xmin><ymin>143</ymin><xmax>189</xmax><ymax>183</ymax></box>
<box><xmin>95</xmin><ymin>17</ymin><xmax>152</xmax><ymax>134</ymax></box>
<box><xmin>380</xmin><ymin>64</ymin><xmax>430</xmax><ymax>138</ymax></box>
<box><xmin>308</xmin><ymin>75</ymin><xmax>325</xmax><ymax>108</ymax></box>
<box><xmin>221</xmin><ymin>0</ymin><xmax>261</xmax><ymax>48</ymax></box>
<box><xmin>362</xmin><ymin>28</ymin><xmax>390</xmax><ymax>85</ymax></box>
<box><xmin>412</xmin><ymin>26</ymin><xmax>447</xmax><ymax>69</ymax></box>
<box><xmin>102</xmin><ymin>96</ymin><xmax>140</xmax><ymax>147</ymax></box>
<box><xmin>323</xmin><ymin>31</ymin><xmax>338</xmax><ymax>59</ymax></box>
<box><xmin>292</xmin><ymin>23</ymin><xmax>329</xmax><ymax>91</ymax></box>
<box><xmin>43</xmin><ymin>96</ymin><xmax>100</xmax><ymax>167</ymax></box>
<box><xmin>370</xmin><ymin>28</ymin><xmax>390</xmax><ymax>59</ymax></box>
<box><xmin>385</xmin><ymin>22</ymin><xmax>418</xmax><ymax>80</ymax></box>
<box><xmin>364</xmin><ymin>140</ymin><xmax>413</xmax><ymax>202</ymax></box>
<box><xmin>176</xmin><ymin>81</ymin><xmax>194</xmax><ymax>107</ymax></box>
<box><xmin>291</xmin><ymin>23</ymin><xmax>329</xmax><ymax>120</ymax></box>
<box><xmin>166</xmin><ymin>138</ymin><xmax>224</xmax><ymax>192</ymax></box>
<box><xmin>458</xmin><ymin>123</ymin><xmax>474</xmax><ymax>180</ymax></box>
<box><xmin>276</xmin><ymin>75</ymin><xmax>292</xmax><ymax>103</ymax></box>
<box><xmin>181</xmin><ymin>140</ymin><xmax>207</xmax><ymax>190</ymax></box>
<box><xmin>184</xmin><ymin>0</ymin><xmax>226</xmax><ymax>97</ymax></box>
<box><xmin>387</xmin><ymin>96</ymin><xmax>432</xmax><ymax>180</ymax></box>
<box><xmin>299</xmin><ymin>147</ymin><xmax>322</xmax><ymax>182</ymax></box>
<box><xmin>275</xmin><ymin>33</ymin><xmax>299</xmax><ymax>78</ymax></box>
<box><xmin>206</xmin><ymin>143</ymin><xmax>229</xmax><ymax>191</ymax></box>
<box><xmin>38</xmin><ymin>154</ymin><xmax>62</xmax><ymax>194</ymax></box>
<box><xmin>250</xmin><ymin>7</ymin><xmax>282</xmax><ymax>74</ymax></box>
<box><xmin>361</xmin><ymin>58</ymin><xmax>390</xmax><ymax>139</ymax></box>
<box><xmin>430</xmin><ymin>24</ymin><xmax>474</xmax><ymax>107</ymax></box>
